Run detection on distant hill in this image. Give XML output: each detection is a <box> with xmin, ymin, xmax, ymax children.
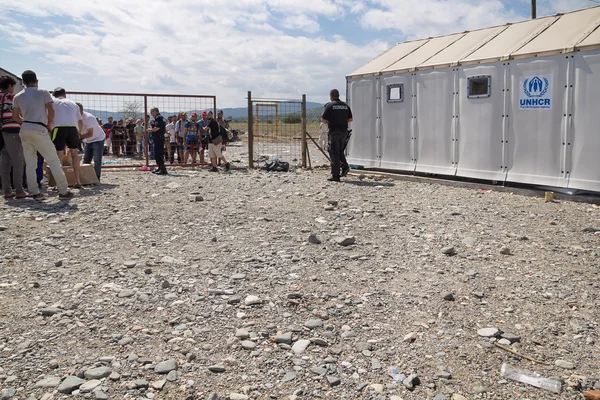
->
<box><xmin>85</xmin><ymin>102</ymin><xmax>325</xmax><ymax>123</ymax></box>
<box><xmin>221</xmin><ymin>102</ymin><xmax>323</xmax><ymax>120</ymax></box>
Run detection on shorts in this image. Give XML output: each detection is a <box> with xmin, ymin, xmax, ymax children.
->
<box><xmin>208</xmin><ymin>142</ymin><xmax>222</xmax><ymax>159</ymax></box>
<box><xmin>51</xmin><ymin>126</ymin><xmax>79</xmax><ymax>151</ymax></box>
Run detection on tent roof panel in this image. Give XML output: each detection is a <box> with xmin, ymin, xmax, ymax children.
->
<box><xmin>382</xmin><ymin>33</ymin><xmax>465</xmax><ymax>73</ymax></box>
<box><xmin>347</xmin><ymin>39</ymin><xmax>428</xmax><ymax>77</ymax></box>
<box><xmin>347</xmin><ymin>6</ymin><xmax>600</xmax><ymax>79</ymax></box>
<box><xmin>577</xmin><ymin>25</ymin><xmax>600</xmax><ymax>49</ymax></box>
<box><xmin>419</xmin><ymin>25</ymin><xmax>507</xmax><ymax>68</ymax></box>
<box><xmin>514</xmin><ymin>7</ymin><xmax>600</xmax><ymax>56</ymax></box>
<box><xmin>461</xmin><ymin>16</ymin><xmax>558</xmax><ymax>62</ymax></box>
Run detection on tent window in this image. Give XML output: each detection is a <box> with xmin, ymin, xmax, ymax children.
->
<box><xmin>467</xmin><ymin>76</ymin><xmax>491</xmax><ymax>98</ymax></box>
<box><xmin>387</xmin><ymin>84</ymin><xmax>404</xmax><ymax>103</ymax></box>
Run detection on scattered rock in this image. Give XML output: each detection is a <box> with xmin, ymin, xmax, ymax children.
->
<box><xmin>57</xmin><ymin>376</ymin><xmax>85</xmax><ymax>394</ymax></box>
<box><xmin>155</xmin><ymin>359</ymin><xmax>178</xmax><ymax>374</ymax></box>
<box><xmin>335</xmin><ymin>236</ymin><xmax>356</xmax><ymax>246</ymax></box>
<box><xmin>274</xmin><ymin>332</ymin><xmax>293</xmax><ymax>344</ymax></box>
<box><xmin>403</xmin><ymin>374</ymin><xmax>420</xmax><ymax>390</ymax></box>
<box><xmin>326</xmin><ymin>375</ymin><xmax>341</xmax><ymax>387</ymax></box>
<box><xmin>84</xmin><ymin>366</ymin><xmax>112</xmax><ymax>380</ymax></box>
<box><xmin>244</xmin><ymin>295</ymin><xmax>262</xmax><ymax>306</ymax></box>
<box><xmin>500</xmin><ymin>332</ymin><xmax>521</xmax><ymax>343</ymax></box>
<box><xmin>208</xmin><ymin>365</ymin><xmax>226</xmax><ymax>373</ymax></box>
<box><xmin>308</xmin><ymin>233</ymin><xmax>321</xmax><ymax>244</ymax></box>
<box><xmin>403</xmin><ymin>332</ymin><xmax>417</xmax><ymax>343</ymax></box>
<box><xmin>35</xmin><ymin>376</ymin><xmax>61</xmax><ymax>388</ymax></box>
<box><xmin>79</xmin><ymin>380</ymin><xmax>102</xmax><ymax>393</ymax></box>
<box><xmin>281</xmin><ymin>371</ymin><xmax>297</xmax><ymax>383</ymax></box>
<box><xmin>477</xmin><ymin>327</ymin><xmax>501</xmax><ymax>338</ymax></box>
<box><xmin>555</xmin><ymin>360</ymin><xmax>575</xmax><ymax>370</ymax></box>
<box><xmin>240</xmin><ymin>340</ymin><xmax>257</xmax><ymax>350</ymax></box>
<box><xmin>472</xmin><ymin>386</ymin><xmax>487</xmax><ymax>394</ymax></box>
<box><xmin>304</xmin><ymin>318</ymin><xmax>323</xmax><ymax>329</ymax></box>
<box><xmin>441</xmin><ymin>246</ymin><xmax>456</xmax><ymax>256</ymax></box>
<box><xmin>292</xmin><ymin>340</ymin><xmax>311</xmax><ymax>355</ymax></box>
<box><xmin>442</xmin><ymin>292</ymin><xmax>455</xmax><ymax>301</ymax></box>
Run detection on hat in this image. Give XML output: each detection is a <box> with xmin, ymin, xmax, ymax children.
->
<box><xmin>191</xmin><ymin>112</ymin><xmax>198</xmax><ymax>118</ymax></box>
<box><xmin>136</xmin><ymin>119</ymin><xmax>142</xmax><ymax>124</ymax></box>
<box><xmin>201</xmin><ymin>111</ymin><xmax>208</xmax><ymax>116</ymax></box>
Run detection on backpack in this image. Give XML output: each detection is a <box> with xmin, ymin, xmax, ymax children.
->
<box><xmin>264</xmin><ymin>160</ymin><xmax>290</xmax><ymax>172</ymax></box>
<box><xmin>186</xmin><ymin>133</ymin><xmax>199</xmax><ymax>147</ymax></box>
<box><xmin>218</xmin><ymin>123</ymin><xmax>229</xmax><ymax>143</ymax></box>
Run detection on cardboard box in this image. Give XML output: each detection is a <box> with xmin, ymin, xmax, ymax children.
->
<box><xmin>45</xmin><ymin>164</ymin><xmax>99</xmax><ymax>187</ymax></box>
<box><xmin>62</xmin><ymin>154</ymin><xmax>82</xmax><ymax>166</ymax></box>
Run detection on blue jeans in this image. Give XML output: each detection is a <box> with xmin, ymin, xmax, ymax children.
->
<box><xmin>84</xmin><ymin>140</ymin><xmax>104</xmax><ymax>180</ymax></box>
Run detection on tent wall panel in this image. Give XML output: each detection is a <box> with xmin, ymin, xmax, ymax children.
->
<box><xmin>569</xmin><ymin>51</ymin><xmax>600</xmax><ymax>191</ymax></box>
<box><xmin>455</xmin><ymin>64</ymin><xmax>507</xmax><ymax>181</ymax></box>
<box><xmin>379</xmin><ymin>75</ymin><xmax>415</xmax><ymax>171</ymax></box>
<box><xmin>505</xmin><ymin>57</ymin><xmax>569</xmax><ymax>187</ymax></box>
<box><xmin>346</xmin><ymin>78</ymin><xmax>379</xmax><ymax>167</ymax></box>
<box><xmin>415</xmin><ymin>70</ymin><xmax>455</xmax><ymax>174</ymax></box>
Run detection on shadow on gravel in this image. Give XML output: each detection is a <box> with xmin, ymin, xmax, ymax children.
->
<box><xmin>343</xmin><ymin>180</ymin><xmax>395</xmax><ymax>188</ymax></box>
<box><xmin>73</xmin><ymin>184</ymin><xmax>118</xmax><ymax>197</ymax></box>
<box><xmin>2</xmin><ymin>198</ymin><xmax>79</xmax><ymax>213</ymax></box>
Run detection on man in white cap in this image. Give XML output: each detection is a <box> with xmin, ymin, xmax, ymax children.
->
<box><xmin>52</xmin><ymin>87</ymin><xmax>83</xmax><ymax>187</ymax></box>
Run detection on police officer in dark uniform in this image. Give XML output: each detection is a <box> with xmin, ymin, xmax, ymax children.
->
<box><xmin>147</xmin><ymin>107</ymin><xmax>168</xmax><ymax>175</ymax></box>
<box><xmin>321</xmin><ymin>89</ymin><xmax>353</xmax><ymax>182</ymax></box>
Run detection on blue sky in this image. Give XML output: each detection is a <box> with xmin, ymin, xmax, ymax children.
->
<box><xmin>0</xmin><ymin>0</ymin><xmax>596</xmax><ymax>106</ymax></box>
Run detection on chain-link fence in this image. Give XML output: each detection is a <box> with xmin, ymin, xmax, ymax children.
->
<box><xmin>247</xmin><ymin>93</ymin><xmax>306</xmax><ymax>169</ymax></box>
<box><xmin>66</xmin><ymin>92</ymin><xmax>216</xmax><ymax>168</ymax></box>
<box><xmin>246</xmin><ymin>92</ymin><xmax>330</xmax><ymax>170</ymax></box>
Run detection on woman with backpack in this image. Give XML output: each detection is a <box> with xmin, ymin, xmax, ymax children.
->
<box><xmin>183</xmin><ymin>112</ymin><xmax>200</xmax><ymax>164</ymax></box>
<box><xmin>206</xmin><ymin>111</ymin><xmax>230</xmax><ymax>172</ymax></box>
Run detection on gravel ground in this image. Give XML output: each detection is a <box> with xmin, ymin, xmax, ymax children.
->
<box><xmin>0</xmin><ymin>167</ymin><xmax>599</xmax><ymax>400</ymax></box>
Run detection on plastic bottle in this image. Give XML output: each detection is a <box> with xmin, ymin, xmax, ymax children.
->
<box><xmin>500</xmin><ymin>362</ymin><xmax>561</xmax><ymax>394</ymax></box>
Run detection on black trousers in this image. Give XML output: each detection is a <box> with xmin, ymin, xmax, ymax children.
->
<box><xmin>152</xmin><ymin>133</ymin><xmax>165</xmax><ymax>167</ymax></box>
<box><xmin>328</xmin><ymin>131</ymin><xmax>348</xmax><ymax>179</ymax></box>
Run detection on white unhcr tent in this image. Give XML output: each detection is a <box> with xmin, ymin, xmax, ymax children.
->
<box><xmin>346</xmin><ymin>6</ymin><xmax>600</xmax><ymax>192</ymax></box>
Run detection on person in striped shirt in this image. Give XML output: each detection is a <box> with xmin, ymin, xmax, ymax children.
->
<box><xmin>0</xmin><ymin>75</ymin><xmax>27</xmax><ymax>199</ymax></box>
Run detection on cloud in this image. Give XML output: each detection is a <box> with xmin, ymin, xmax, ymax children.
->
<box><xmin>280</xmin><ymin>14</ymin><xmax>321</xmax><ymax>33</ymax></box>
<box><xmin>361</xmin><ymin>0</ymin><xmax>521</xmax><ymax>38</ymax></box>
<box><xmin>0</xmin><ymin>0</ymin><xmax>384</xmax><ymax>105</ymax></box>
<box><xmin>0</xmin><ymin>0</ymin><xmax>595</xmax><ymax>106</ymax></box>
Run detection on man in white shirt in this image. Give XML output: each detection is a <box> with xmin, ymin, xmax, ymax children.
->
<box><xmin>77</xmin><ymin>103</ymin><xmax>105</xmax><ymax>181</ymax></box>
<box><xmin>52</xmin><ymin>87</ymin><xmax>83</xmax><ymax>187</ymax></box>
<box><xmin>12</xmin><ymin>70</ymin><xmax>73</xmax><ymax>199</ymax></box>
<box><xmin>174</xmin><ymin>111</ymin><xmax>187</xmax><ymax>163</ymax></box>
<box><xmin>166</xmin><ymin>115</ymin><xmax>176</xmax><ymax>164</ymax></box>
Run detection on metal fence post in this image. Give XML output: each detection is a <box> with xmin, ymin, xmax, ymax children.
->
<box><xmin>301</xmin><ymin>94</ymin><xmax>307</xmax><ymax>169</ymax></box>
<box><xmin>144</xmin><ymin>95</ymin><xmax>149</xmax><ymax>167</ymax></box>
<box><xmin>247</xmin><ymin>91</ymin><xmax>254</xmax><ymax>169</ymax></box>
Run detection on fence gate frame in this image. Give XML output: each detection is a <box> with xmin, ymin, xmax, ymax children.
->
<box><xmin>67</xmin><ymin>91</ymin><xmax>216</xmax><ymax>169</ymax></box>
<box><xmin>247</xmin><ymin>91</ymin><xmax>307</xmax><ymax>169</ymax></box>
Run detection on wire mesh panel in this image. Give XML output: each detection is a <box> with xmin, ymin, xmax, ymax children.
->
<box><xmin>250</xmin><ymin>98</ymin><xmax>305</xmax><ymax>169</ymax></box>
<box><xmin>67</xmin><ymin>92</ymin><xmax>216</xmax><ymax>168</ymax></box>
<box><xmin>67</xmin><ymin>93</ymin><xmax>146</xmax><ymax>167</ymax></box>
<box><xmin>145</xmin><ymin>95</ymin><xmax>216</xmax><ymax>166</ymax></box>
<box><xmin>305</xmin><ymin>106</ymin><xmax>331</xmax><ymax>169</ymax></box>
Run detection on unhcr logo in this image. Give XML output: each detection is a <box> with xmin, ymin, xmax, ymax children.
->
<box><xmin>520</xmin><ymin>75</ymin><xmax>551</xmax><ymax>109</ymax></box>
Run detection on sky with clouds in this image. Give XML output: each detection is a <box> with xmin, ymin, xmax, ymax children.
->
<box><xmin>0</xmin><ymin>0</ymin><xmax>596</xmax><ymax>106</ymax></box>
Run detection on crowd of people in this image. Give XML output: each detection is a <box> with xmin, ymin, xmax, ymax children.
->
<box><xmin>0</xmin><ymin>70</ymin><xmax>235</xmax><ymax>199</ymax></box>
<box><xmin>97</xmin><ymin>109</ymin><xmax>232</xmax><ymax>172</ymax></box>
<box><xmin>1</xmin><ymin>69</ymin><xmax>350</xmax><ymax>200</ymax></box>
